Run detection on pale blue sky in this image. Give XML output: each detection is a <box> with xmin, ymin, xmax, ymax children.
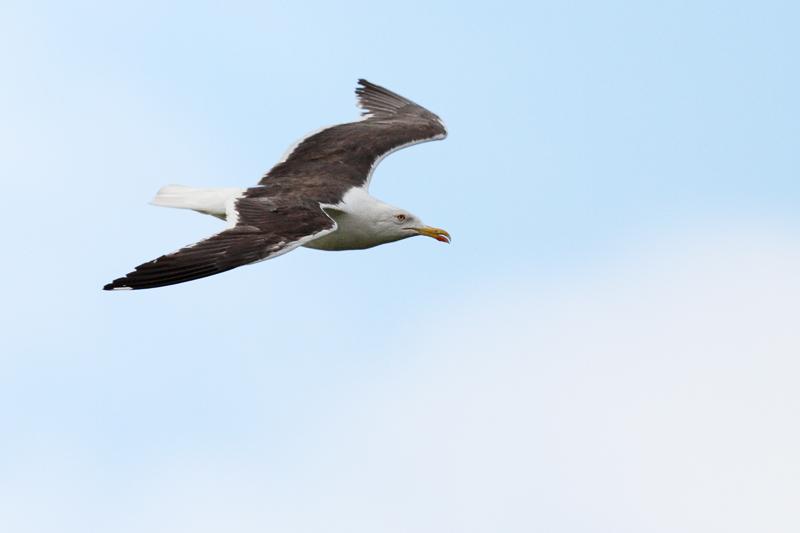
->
<box><xmin>2</xmin><ymin>1</ymin><xmax>799</xmax><ymax>532</ymax></box>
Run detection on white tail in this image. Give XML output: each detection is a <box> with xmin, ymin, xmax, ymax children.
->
<box><xmin>151</xmin><ymin>185</ymin><xmax>245</xmax><ymax>221</ymax></box>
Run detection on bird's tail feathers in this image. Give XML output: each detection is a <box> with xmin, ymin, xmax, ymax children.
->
<box><xmin>151</xmin><ymin>185</ymin><xmax>244</xmax><ymax>221</ymax></box>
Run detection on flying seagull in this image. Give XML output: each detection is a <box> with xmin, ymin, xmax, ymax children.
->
<box><xmin>104</xmin><ymin>79</ymin><xmax>449</xmax><ymax>291</ymax></box>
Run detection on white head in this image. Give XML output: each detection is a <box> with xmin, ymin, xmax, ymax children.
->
<box><xmin>373</xmin><ymin>206</ymin><xmax>451</xmax><ymax>244</ymax></box>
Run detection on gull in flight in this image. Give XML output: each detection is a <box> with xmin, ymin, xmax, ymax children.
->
<box><xmin>104</xmin><ymin>79</ymin><xmax>449</xmax><ymax>290</ymax></box>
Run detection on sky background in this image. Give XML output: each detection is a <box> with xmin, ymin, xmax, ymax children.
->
<box><xmin>2</xmin><ymin>1</ymin><xmax>799</xmax><ymax>531</ymax></box>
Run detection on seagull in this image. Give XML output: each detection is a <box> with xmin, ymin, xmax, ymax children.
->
<box><xmin>104</xmin><ymin>79</ymin><xmax>450</xmax><ymax>290</ymax></box>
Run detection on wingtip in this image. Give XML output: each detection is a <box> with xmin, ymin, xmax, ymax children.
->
<box><xmin>103</xmin><ymin>280</ymin><xmax>133</xmax><ymax>291</ymax></box>
<box><xmin>355</xmin><ymin>78</ymin><xmax>381</xmax><ymax>94</ymax></box>
<box><xmin>355</xmin><ymin>78</ymin><xmax>369</xmax><ymax>94</ymax></box>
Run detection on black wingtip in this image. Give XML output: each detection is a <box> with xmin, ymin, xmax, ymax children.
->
<box><xmin>103</xmin><ymin>276</ymin><xmax>135</xmax><ymax>291</ymax></box>
<box><xmin>355</xmin><ymin>78</ymin><xmax>370</xmax><ymax>95</ymax></box>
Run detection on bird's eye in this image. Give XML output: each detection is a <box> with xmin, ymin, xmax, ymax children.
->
<box><xmin>395</xmin><ymin>214</ymin><xmax>407</xmax><ymax>223</ymax></box>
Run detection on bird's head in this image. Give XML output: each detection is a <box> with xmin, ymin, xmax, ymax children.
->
<box><xmin>379</xmin><ymin>208</ymin><xmax>451</xmax><ymax>244</ymax></box>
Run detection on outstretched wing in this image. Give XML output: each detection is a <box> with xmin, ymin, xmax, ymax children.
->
<box><xmin>258</xmin><ymin>79</ymin><xmax>447</xmax><ymax>203</ymax></box>
<box><xmin>103</xmin><ymin>197</ymin><xmax>335</xmax><ymax>290</ymax></box>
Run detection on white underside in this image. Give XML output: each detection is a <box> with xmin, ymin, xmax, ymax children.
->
<box><xmin>151</xmin><ymin>184</ymin><xmax>408</xmax><ymax>251</ymax></box>
<box><xmin>309</xmin><ymin>187</ymin><xmax>409</xmax><ymax>250</ymax></box>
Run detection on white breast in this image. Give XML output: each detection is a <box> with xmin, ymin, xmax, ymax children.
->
<box><xmin>303</xmin><ymin>187</ymin><xmax>398</xmax><ymax>251</ymax></box>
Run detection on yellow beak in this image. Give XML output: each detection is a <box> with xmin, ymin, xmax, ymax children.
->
<box><xmin>414</xmin><ymin>226</ymin><xmax>451</xmax><ymax>243</ymax></box>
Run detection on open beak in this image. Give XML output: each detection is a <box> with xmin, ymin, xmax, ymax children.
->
<box><xmin>414</xmin><ymin>226</ymin><xmax>451</xmax><ymax>243</ymax></box>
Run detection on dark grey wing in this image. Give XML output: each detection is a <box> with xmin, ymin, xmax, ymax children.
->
<box><xmin>258</xmin><ymin>79</ymin><xmax>447</xmax><ymax>203</ymax></box>
<box><xmin>103</xmin><ymin>198</ymin><xmax>335</xmax><ymax>290</ymax></box>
